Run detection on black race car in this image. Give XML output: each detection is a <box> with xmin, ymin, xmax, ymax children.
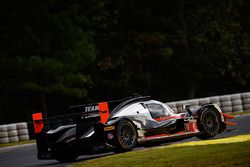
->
<box><xmin>32</xmin><ymin>96</ymin><xmax>235</xmax><ymax>162</ymax></box>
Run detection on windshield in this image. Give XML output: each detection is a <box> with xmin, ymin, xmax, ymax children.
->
<box><xmin>162</xmin><ymin>103</ymin><xmax>175</xmax><ymax>115</ymax></box>
<box><xmin>146</xmin><ymin>102</ymin><xmax>174</xmax><ymax>119</ymax></box>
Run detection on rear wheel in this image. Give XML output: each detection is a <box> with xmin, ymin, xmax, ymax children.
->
<box><xmin>113</xmin><ymin>120</ymin><xmax>137</xmax><ymax>153</ymax></box>
<box><xmin>197</xmin><ymin>108</ymin><xmax>221</xmax><ymax>139</ymax></box>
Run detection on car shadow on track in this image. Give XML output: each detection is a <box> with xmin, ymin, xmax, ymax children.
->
<box><xmin>27</xmin><ymin>152</ymin><xmax>114</xmax><ymax>167</ymax></box>
<box><xmin>27</xmin><ymin>128</ymin><xmax>242</xmax><ymax>167</ymax></box>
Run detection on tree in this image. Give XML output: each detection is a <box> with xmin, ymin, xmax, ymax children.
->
<box><xmin>0</xmin><ymin>0</ymin><xmax>250</xmax><ymax>124</ymax></box>
<box><xmin>0</xmin><ymin>0</ymin><xmax>96</xmax><ymax>121</ymax></box>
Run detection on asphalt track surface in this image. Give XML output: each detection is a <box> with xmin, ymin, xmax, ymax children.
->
<box><xmin>0</xmin><ymin>114</ymin><xmax>250</xmax><ymax>167</ymax></box>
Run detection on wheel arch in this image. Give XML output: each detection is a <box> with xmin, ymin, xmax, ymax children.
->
<box><xmin>198</xmin><ymin>104</ymin><xmax>225</xmax><ymax>122</ymax></box>
<box><xmin>111</xmin><ymin>117</ymin><xmax>138</xmax><ymax>153</ymax></box>
<box><xmin>107</xmin><ymin>116</ymin><xmax>139</xmax><ymax>128</ymax></box>
<box><xmin>197</xmin><ymin>104</ymin><xmax>226</xmax><ymax>133</ymax></box>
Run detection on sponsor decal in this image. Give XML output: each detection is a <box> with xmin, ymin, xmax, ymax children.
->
<box><xmin>85</xmin><ymin>105</ymin><xmax>99</xmax><ymax>112</ymax></box>
<box><xmin>187</xmin><ymin>121</ymin><xmax>198</xmax><ymax>132</ymax></box>
<box><xmin>81</xmin><ymin>102</ymin><xmax>110</xmax><ymax>123</ymax></box>
<box><xmin>104</xmin><ymin>126</ymin><xmax>115</xmax><ymax>131</ymax></box>
<box><xmin>107</xmin><ymin>133</ymin><xmax>114</xmax><ymax>140</ymax></box>
<box><xmin>154</xmin><ymin>115</ymin><xmax>184</xmax><ymax>121</ymax></box>
<box><xmin>82</xmin><ymin>113</ymin><xmax>100</xmax><ymax>119</ymax></box>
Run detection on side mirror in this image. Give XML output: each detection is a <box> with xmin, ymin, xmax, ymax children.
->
<box><xmin>182</xmin><ymin>104</ymin><xmax>191</xmax><ymax>110</ymax></box>
<box><xmin>182</xmin><ymin>104</ymin><xmax>193</xmax><ymax>116</ymax></box>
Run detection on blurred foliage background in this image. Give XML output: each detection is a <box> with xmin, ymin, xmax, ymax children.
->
<box><xmin>0</xmin><ymin>0</ymin><xmax>250</xmax><ymax>123</ymax></box>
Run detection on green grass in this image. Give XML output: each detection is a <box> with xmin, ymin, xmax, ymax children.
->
<box><xmin>0</xmin><ymin>140</ymin><xmax>35</xmax><ymax>148</ymax></box>
<box><xmin>73</xmin><ymin>139</ymin><xmax>250</xmax><ymax>167</ymax></box>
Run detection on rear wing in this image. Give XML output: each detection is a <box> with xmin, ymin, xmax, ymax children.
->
<box><xmin>32</xmin><ymin>95</ymin><xmax>151</xmax><ymax>134</ymax></box>
<box><xmin>32</xmin><ymin>102</ymin><xmax>109</xmax><ymax>134</ymax></box>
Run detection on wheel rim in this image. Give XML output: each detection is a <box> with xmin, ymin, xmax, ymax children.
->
<box><xmin>119</xmin><ymin>124</ymin><xmax>136</xmax><ymax>148</ymax></box>
<box><xmin>203</xmin><ymin>111</ymin><xmax>219</xmax><ymax>134</ymax></box>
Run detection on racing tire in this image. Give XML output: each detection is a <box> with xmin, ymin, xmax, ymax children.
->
<box><xmin>18</xmin><ymin>129</ymin><xmax>28</xmax><ymax>136</ymax></box>
<box><xmin>0</xmin><ymin>131</ymin><xmax>8</xmax><ymax>138</ymax></box>
<box><xmin>9</xmin><ymin>136</ymin><xmax>19</xmax><ymax>142</ymax></box>
<box><xmin>113</xmin><ymin>120</ymin><xmax>137</xmax><ymax>153</ymax></box>
<box><xmin>54</xmin><ymin>152</ymin><xmax>78</xmax><ymax>162</ymax></box>
<box><xmin>0</xmin><ymin>137</ymin><xmax>9</xmax><ymax>144</ymax></box>
<box><xmin>16</xmin><ymin>122</ymin><xmax>28</xmax><ymax>129</ymax></box>
<box><xmin>18</xmin><ymin>135</ymin><xmax>29</xmax><ymax>141</ymax></box>
<box><xmin>0</xmin><ymin>125</ymin><xmax>7</xmax><ymax>131</ymax></box>
<box><xmin>7</xmin><ymin>124</ymin><xmax>16</xmax><ymax>131</ymax></box>
<box><xmin>197</xmin><ymin>108</ymin><xmax>221</xmax><ymax>139</ymax></box>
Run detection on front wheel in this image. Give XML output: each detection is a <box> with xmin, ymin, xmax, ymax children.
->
<box><xmin>113</xmin><ymin>120</ymin><xmax>137</xmax><ymax>153</ymax></box>
<box><xmin>197</xmin><ymin>108</ymin><xmax>221</xmax><ymax>139</ymax></box>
